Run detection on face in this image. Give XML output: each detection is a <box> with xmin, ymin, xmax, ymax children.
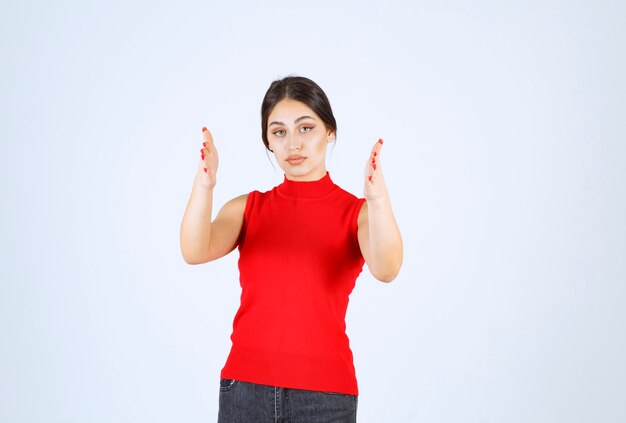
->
<box><xmin>267</xmin><ymin>98</ymin><xmax>335</xmax><ymax>181</ymax></box>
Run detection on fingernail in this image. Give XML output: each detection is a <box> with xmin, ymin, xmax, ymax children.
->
<box><xmin>378</xmin><ymin>139</ymin><xmax>383</xmax><ymax>144</ymax></box>
<box><xmin>368</xmin><ymin>175</ymin><xmax>372</xmax><ymax>182</ymax></box>
<box><xmin>373</xmin><ymin>152</ymin><xmax>377</xmax><ymax>157</ymax></box>
<box><xmin>201</xmin><ymin>154</ymin><xmax>205</xmax><ymax>160</ymax></box>
<box><xmin>373</xmin><ymin>164</ymin><xmax>377</xmax><ymax>170</ymax></box>
<box><xmin>203</xmin><ymin>142</ymin><xmax>206</xmax><ymax>147</ymax></box>
<box><xmin>203</xmin><ymin>167</ymin><xmax>207</xmax><ymax>173</ymax></box>
<box><xmin>202</xmin><ymin>127</ymin><xmax>207</xmax><ymax>132</ymax></box>
<box><xmin>371</xmin><ymin>158</ymin><xmax>375</xmax><ymax>164</ymax></box>
<box><xmin>200</xmin><ymin>148</ymin><xmax>204</xmax><ymax>153</ymax></box>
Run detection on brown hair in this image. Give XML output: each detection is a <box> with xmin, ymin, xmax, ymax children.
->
<box><xmin>261</xmin><ymin>76</ymin><xmax>337</xmax><ymax>151</ymax></box>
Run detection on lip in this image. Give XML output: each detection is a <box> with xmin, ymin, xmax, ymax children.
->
<box><xmin>287</xmin><ymin>155</ymin><xmax>306</xmax><ymax>165</ymax></box>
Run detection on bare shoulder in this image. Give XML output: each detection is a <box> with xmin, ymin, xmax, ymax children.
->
<box><xmin>225</xmin><ymin>193</ymin><xmax>249</xmax><ymax>209</ymax></box>
<box><xmin>216</xmin><ymin>193</ymin><xmax>248</xmax><ymax>220</ymax></box>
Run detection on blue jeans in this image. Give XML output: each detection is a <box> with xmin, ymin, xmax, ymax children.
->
<box><xmin>217</xmin><ymin>379</ymin><xmax>358</xmax><ymax>423</ymax></box>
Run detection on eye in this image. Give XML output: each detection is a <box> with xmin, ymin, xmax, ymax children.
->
<box><xmin>272</xmin><ymin>129</ymin><xmax>285</xmax><ymax>136</ymax></box>
<box><xmin>300</xmin><ymin>126</ymin><xmax>314</xmax><ymax>133</ymax></box>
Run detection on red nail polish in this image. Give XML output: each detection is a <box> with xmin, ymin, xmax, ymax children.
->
<box><xmin>373</xmin><ymin>152</ymin><xmax>377</xmax><ymax>157</ymax></box>
<box><xmin>203</xmin><ymin>142</ymin><xmax>206</xmax><ymax>147</ymax></box>
<box><xmin>202</xmin><ymin>127</ymin><xmax>207</xmax><ymax>132</ymax></box>
<box><xmin>371</xmin><ymin>158</ymin><xmax>375</xmax><ymax>164</ymax></box>
<box><xmin>204</xmin><ymin>167</ymin><xmax>207</xmax><ymax>173</ymax></box>
<box><xmin>378</xmin><ymin>139</ymin><xmax>383</xmax><ymax>144</ymax></box>
<box><xmin>368</xmin><ymin>175</ymin><xmax>372</xmax><ymax>181</ymax></box>
<box><xmin>373</xmin><ymin>164</ymin><xmax>377</xmax><ymax>170</ymax></box>
<box><xmin>201</xmin><ymin>154</ymin><xmax>205</xmax><ymax>160</ymax></box>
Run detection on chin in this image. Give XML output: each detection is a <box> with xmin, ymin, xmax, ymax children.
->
<box><xmin>281</xmin><ymin>164</ymin><xmax>307</xmax><ymax>175</ymax></box>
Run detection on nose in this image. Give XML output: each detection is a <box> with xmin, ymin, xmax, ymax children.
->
<box><xmin>288</xmin><ymin>133</ymin><xmax>301</xmax><ymax>151</ymax></box>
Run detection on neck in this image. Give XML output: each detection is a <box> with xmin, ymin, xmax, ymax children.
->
<box><xmin>277</xmin><ymin>171</ymin><xmax>336</xmax><ymax>199</ymax></box>
<box><xmin>284</xmin><ymin>168</ymin><xmax>328</xmax><ymax>182</ymax></box>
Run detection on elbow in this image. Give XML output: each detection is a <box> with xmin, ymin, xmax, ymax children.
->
<box><xmin>180</xmin><ymin>230</ymin><xmax>214</xmax><ymax>264</ymax></box>
<box><xmin>370</xmin><ymin>256</ymin><xmax>402</xmax><ymax>283</ymax></box>
<box><xmin>182</xmin><ymin>255</ymin><xmax>202</xmax><ymax>265</ymax></box>
<box><xmin>181</xmin><ymin>249</ymin><xmax>214</xmax><ymax>264</ymax></box>
<box><xmin>181</xmin><ymin>251</ymin><xmax>200</xmax><ymax>265</ymax></box>
<box><xmin>182</xmin><ymin>254</ymin><xmax>212</xmax><ymax>265</ymax></box>
<box><xmin>371</xmin><ymin>259</ymin><xmax>403</xmax><ymax>283</ymax></box>
<box><xmin>373</xmin><ymin>269</ymin><xmax>400</xmax><ymax>283</ymax></box>
<box><xmin>180</xmin><ymin>245</ymin><xmax>210</xmax><ymax>265</ymax></box>
<box><xmin>369</xmin><ymin>240</ymin><xmax>403</xmax><ymax>284</ymax></box>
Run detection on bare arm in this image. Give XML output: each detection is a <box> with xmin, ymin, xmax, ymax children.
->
<box><xmin>357</xmin><ymin>139</ymin><xmax>403</xmax><ymax>282</ymax></box>
<box><xmin>180</xmin><ymin>128</ymin><xmax>247</xmax><ymax>264</ymax></box>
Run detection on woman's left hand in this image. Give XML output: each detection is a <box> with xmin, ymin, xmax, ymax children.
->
<box><xmin>364</xmin><ymin>139</ymin><xmax>389</xmax><ymax>203</ymax></box>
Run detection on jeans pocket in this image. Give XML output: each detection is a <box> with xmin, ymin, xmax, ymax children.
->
<box><xmin>219</xmin><ymin>378</ymin><xmax>239</xmax><ymax>392</ymax></box>
<box><xmin>321</xmin><ymin>391</ymin><xmax>354</xmax><ymax>397</ymax></box>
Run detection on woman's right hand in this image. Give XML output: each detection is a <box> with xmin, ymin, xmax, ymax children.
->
<box><xmin>197</xmin><ymin>127</ymin><xmax>219</xmax><ymax>189</ymax></box>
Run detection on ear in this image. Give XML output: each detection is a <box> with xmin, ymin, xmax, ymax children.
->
<box><xmin>327</xmin><ymin>130</ymin><xmax>336</xmax><ymax>143</ymax></box>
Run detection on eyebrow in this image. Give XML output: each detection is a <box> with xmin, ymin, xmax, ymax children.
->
<box><xmin>269</xmin><ymin>115</ymin><xmax>317</xmax><ymax>127</ymax></box>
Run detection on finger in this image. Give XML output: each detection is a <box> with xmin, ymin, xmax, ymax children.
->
<box><xmin>202</xmin><ymin>127</ymin><xmax>215</xmax><ymax>148</ymax></box>
<box><xmin>366</xmin><ymin>139</ymin><xmax>384</xmax><ymax>167</ymax></box>
<box><xmin>369</xmin><ymin>138</ymin><xmax>383</xmax><ymax>172</ymax></box>
<box><xmin>201</xmin><ymin>127</ymin><xmax>217</xmax><ymax>158</ymax></box>
<box><xmin>365</xmin><ymin>139</ymin><xmax>384</xmax><ymax>185</ymax></box>
<box><xmin>370</xmin><ymin>138</ymin><xmax>383</xmax><ymax>158</ymax></box>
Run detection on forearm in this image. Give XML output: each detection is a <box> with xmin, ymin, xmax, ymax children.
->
<box><xmin>180</xmin><ymin>173</ymin><xmax>214</xmax><ymax>264</ymax></box>
<box><xmin>366</xmin><ymin>197</ymin><xmax>403</xmax><ymax>282</ymax></box>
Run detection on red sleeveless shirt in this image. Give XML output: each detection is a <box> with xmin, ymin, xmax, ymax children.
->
<box><xmin>220</xmin><ymin>172</ymin><xmax>365</xmax><ymax>395</ymax></box>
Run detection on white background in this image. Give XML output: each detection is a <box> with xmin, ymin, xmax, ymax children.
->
<box><xmin>1</xmin><ymin>0</ymin><xmax>625</xmax><ymax>422</ymax></box>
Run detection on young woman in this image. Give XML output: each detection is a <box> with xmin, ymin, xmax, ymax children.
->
<box><xmin>180</xmin><ymin>76</ymin><xmax>403</xmax><ymax>422</ymax></box>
